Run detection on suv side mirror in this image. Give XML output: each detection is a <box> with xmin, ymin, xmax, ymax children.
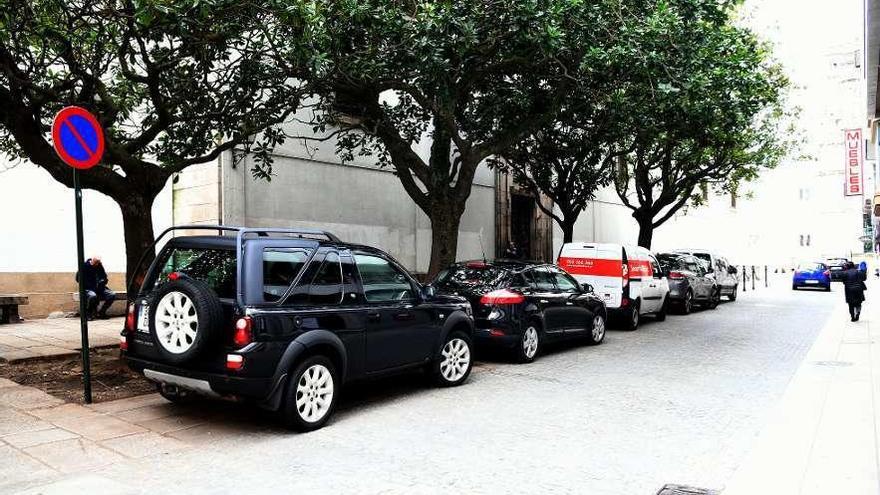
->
<box><xmin>728</xmin><ymin>266</ymin><xmax>738</xmax><ymax>274</ymax></box>
<box><xmin>422</xmin><ymin>284</ymin><xmax>436</xmax><ymax>299</ymax></box>
<box><xmin>582</xmin><ymin>283</ymin><xmax>594</xmax><ymax>293</ymax></box>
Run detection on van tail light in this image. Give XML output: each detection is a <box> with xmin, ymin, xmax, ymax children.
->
<box><xmin>233</xmin><ymin>316</ymin><xmax>253</xmax><ymax>347</ymax></box>
<box><xmin>480</xmin><ymin>289</ymin><xmax>525</xmax><ymax>305</ymax></box>
<box><xmin>668</xmin><ymin>271</ymin><xmax>686</xmax><ymax>280</ymax></box>
<box><xmin>119</xmin><ymin>334</ymin><xmax>128</xmax><ymax>351</ymax></box>
<box><xmin>125</xmin><ymin>304</ymin><xmax>136</xmax><ymax>333</ymax></box>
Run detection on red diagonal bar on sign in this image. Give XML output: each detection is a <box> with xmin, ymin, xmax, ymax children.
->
<box><xmin>63</xmin><ymin>119</ymin><xmax>95</xmax><ymax>157</ymax></box>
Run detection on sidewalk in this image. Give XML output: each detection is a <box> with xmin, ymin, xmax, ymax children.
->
<box><xmin>0</xmin><ymin>317</ymin><xmax>121</xmax><ymax>362</ymax></box>
<box><xmin>0</xmin><ymin>382</ymin><xmax>211</xmax><ymax>494</ymax></box>
<box><xmin>724</xmin><ymin>295</ymin><xmax>880</xmax><ymax>494</ymax></box>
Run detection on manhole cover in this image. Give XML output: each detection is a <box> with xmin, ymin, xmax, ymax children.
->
<box><xmin>656</xmin><ymin>485</ymin><xmax>718</xmax><ymax>495</ymax></box>
<box><xmin>813</xmin><ymin>360</ymin><xmax>854</xmax><ymax>367</ymax></box>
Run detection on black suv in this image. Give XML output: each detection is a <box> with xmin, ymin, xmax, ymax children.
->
<box><xmin>122</xmin><ymin>226</ymin><xmax>474</xmax><ymax>431</ymax></box>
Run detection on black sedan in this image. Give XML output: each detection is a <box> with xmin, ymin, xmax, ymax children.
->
<box><xmin>432</xmin><ymin>260</ymin><xmax>607</xmax><ymax>363</ymax></box>
<box><xmin>657</xmin><ymin>253</ymin><xmax>719</xmax><ymax>314</ymax></box>
<box><xmin>826</xmin><ymin>258</ymin><xmax>850</xmax><ymax>282</ymax></box>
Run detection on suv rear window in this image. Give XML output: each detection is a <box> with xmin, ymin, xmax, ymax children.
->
<box><xmin>154</xmin><ymin>248</ymin><xmax>237</xmax><ymax>298</ymax></box>
<box><xmin>264</xmin><ymin>248</ymin><xmax>311</xmax><ymax>302</ymax></box>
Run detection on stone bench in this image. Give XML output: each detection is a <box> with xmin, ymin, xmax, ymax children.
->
<box><xmin>71</xmin><ymin>290</ymin><xmax>127</xmax><ymax>317</ymax></box>
<box><xmin>0</xmin><ymin>295</ymin><xmax>28</xmax><ymax>324</ymax></box>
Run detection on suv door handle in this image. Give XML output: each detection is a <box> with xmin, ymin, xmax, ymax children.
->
<box><xmin>367</xmin><ymin>312</ymin><xmax>381</xmax><ymax>322</ymax></box>
<box><xmin>393</xmin><ymin>312</ymin><xmax>414</xmax><ymax>321</ymax></box>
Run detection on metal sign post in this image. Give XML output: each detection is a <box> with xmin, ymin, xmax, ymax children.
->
<box><xmin>52</xmin><ymin>106</ymin><xmax>105</xmax><ymax>404</ymax></box>
<box><xmin>73</xmin><ymin>169</ymin><xmax>92</xmax><ymax>403</ymax></box>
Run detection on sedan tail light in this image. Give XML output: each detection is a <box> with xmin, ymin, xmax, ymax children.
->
<box><xmin>480</xmin><ymin>289</ymin><xmax>525</xmax><ymax>305</ymax></box>
<box><xmin>668</xmin><ymin>271</ymin><xmax>686</xmax><ymax>280</ymax></box>
<box><xmin>824</xmin><ymin>270</ymin><xmax>831</xmax><ymax>277</ymax></box>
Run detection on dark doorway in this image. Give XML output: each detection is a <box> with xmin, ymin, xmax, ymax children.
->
<box><xmin>510</xmin><ymin>193</ymin><xmax>534</xmax><ymax>259</ymax></box>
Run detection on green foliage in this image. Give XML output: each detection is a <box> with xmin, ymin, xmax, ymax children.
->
<box><xmin>0</xmin><ymin>0</ymin><xmax>304</xmax><ymax>192</ymax></box>
<box><xmin>610</xmin><ymin>0</ymin><xmax>791</xmax><ymax>240</ymax></box>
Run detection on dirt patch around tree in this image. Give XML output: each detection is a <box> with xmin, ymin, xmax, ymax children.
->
<box><xmin>0</xmin><ymin>348</ymin><xmax>155</xmax><ymax>404</ymax></box>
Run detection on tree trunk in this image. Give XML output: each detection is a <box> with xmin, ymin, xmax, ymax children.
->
<box><xmin>427</xmin><ymin>206</ymin><xmax>464</xmax><ymax>279</ymax></box>
<box><xmin>635</xmin><ymin>214</ymin><xmax>654</xmax><ymax>249</ymax></box>
<box><xmin>119</xmin><ymin>194</ymin><xmax>157</xmax><ymax>296</ymax></box>
<box><xmin>560</xmin><ymin>216</ymin><xmax>577</xmax><ymax>244</ymax></box>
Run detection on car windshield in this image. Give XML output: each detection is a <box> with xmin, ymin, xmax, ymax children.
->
<box><xmin>797</xmin><ymin>263</ymin><xmax>824</xmax><ymax>271</ymax></box>
<box><xmin>692</xmin><ymin>253</ymin><xmax>712</xmax><ymax>265</ymax></box>
<box><xmin>658</xmin><ymin>254</ymin><xmax>687</xmax><ymax>271</ymax></box>
<box><xmin>433</xmin><ymin>264</ymin><xmax>510</xmax><ymax>293</ymax></box>
<box><xmin>152</xmin><ymin>247</ymin><xmax>237</xmax><ymax>299</ymax></box>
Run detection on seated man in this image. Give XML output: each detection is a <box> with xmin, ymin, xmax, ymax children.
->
<box><xmin>76</xmin><ymin>256</ymin><xmax>115</xmax><ymax>320</ymax></box>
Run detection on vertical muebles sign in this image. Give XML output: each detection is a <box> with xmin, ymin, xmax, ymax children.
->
<box><xmin>845</xmin><ymin>128</ymin><xmax>864</xmax><ymax>196</ymax></box>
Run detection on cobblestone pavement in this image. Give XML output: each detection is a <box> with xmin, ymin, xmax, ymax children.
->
<box><xmin>4</xmin><ymin>281</ymin><xmax>836</xmax><ymax>494</ymax></box>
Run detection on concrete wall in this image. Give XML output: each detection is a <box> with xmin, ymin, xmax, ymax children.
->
<box><xmin>218</xmin><ymin>147</ymin><xmax>495</xmax><ymax>274</ymax></box>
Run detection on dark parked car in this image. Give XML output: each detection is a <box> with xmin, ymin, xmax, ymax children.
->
<box><xmin>123</xmin><ymin>226</ymin><xmax>474</xmax><ymax>432</ymax></box>
<box><xmin>431</xmin><ymin>260</ymin><xmax>607</xmax><ymax>363</ymax></box>
<box><xmin>657</xmin><ymin>253</ymin><xmax>719</xmax><ymax>314</ymax></box>
<box><xmin>825</xmin><ymin>258</ymin><xmax>850</xmax><ymax>281</ymax></box>
<box><xmin>792</xmin><ymin>262</ymin><xmax>831</xmax><ymax>291</ymax></box>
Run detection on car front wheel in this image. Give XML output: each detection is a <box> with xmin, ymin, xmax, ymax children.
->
<box><xmin>434</xmin><ymin>332</ymin><xmax>473</xmax><ymax>386</ymax></box>
<box><xmin>282</xmin><ymin>355</ymin><xmax>338</xmax><ymax>432</ymax></box>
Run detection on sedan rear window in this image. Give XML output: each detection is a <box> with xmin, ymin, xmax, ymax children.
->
<box><xmin>797</xmin><ymin>263</ymin><xmax>826</xmax><ymax>271</ymax></box>
<box><xmin>153</xmin><ymin>248</ymin><xmax>237</xmax><ymax>299</ymax></box>
<box><xmin>433</xmin><ymin>264</ymin><xmax>509</xmax><ymax>293</ymax></box>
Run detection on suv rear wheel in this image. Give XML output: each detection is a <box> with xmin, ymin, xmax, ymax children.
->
<box><xmin>434</xmin><ymin>331</ymin><xmax>473</xmax><ymax>386</ymax></box>
<box><xmin>282</xmin><ymin>355</ymin><xmax>338</xmax><ymax>432</ymax></box>
<box><xmin>148</xmin><ymin>278</ymin><xmax>223</xmax><ymax>365</ymax></box>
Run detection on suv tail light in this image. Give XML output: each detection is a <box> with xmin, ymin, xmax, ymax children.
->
<box><xmin>480</xmin><ymin>289</ymin><xmax>525</xmax><ymax>305</ymax></box>
<box><xmin>233</xmin><ymin>316</ymin><xmax>253</xmax><ymax>347</ymax></box>
<box><xmin>226</xmin><ymin>354</ymin><xmax>244</xmax><ymax>370</ymax></box>
<box><xmin>668</xmin><ymin>271</ymin><xmax>685</xmax><ymax>280</ymax></box>
<box><xmin>125</xmin><ymin>304</ymin><xmax>136</xmax><ymax>333</ymax></box>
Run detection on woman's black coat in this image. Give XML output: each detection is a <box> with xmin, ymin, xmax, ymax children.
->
<box><xmin>842</xmin><ymin>268</ymin><xmax>867</xmax><ymax>304</ymax></box>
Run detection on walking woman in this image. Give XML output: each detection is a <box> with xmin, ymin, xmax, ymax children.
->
<box><xmin>842</xmin><ymin>261</ymin><xmax>867</xmax><ymax>321</ymax></box>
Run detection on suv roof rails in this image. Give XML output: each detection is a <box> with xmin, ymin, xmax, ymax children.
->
<box><xmin>126</xmin><ymin>225</ymin><xmax>341</xmax><ymax>300</ymax></box>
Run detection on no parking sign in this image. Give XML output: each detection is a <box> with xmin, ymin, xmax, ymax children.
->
<box><xmin>52</xmin><ymin>106</ymin><xmax>104</xmax><ymax>169</ymax></box>
<box><xmin>51</xmin><ymin>106</ymin><xmax>104</xmax><ymax>404</ymax></box>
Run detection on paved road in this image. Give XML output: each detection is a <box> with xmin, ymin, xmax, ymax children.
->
<box><xmin>29</xmin><ymin>281</ymin><xmax>840</xmax><ymax>494</ymax></box>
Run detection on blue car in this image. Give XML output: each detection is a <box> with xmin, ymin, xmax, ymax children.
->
<box><xmin>792</xmin><ymin>262</ymin><xmax>831</xmax><ymax>291</ymax></box>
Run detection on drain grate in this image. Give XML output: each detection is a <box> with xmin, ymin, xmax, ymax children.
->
<box><xmin>813</xmin><ymin>360</ymin><xmax>854</xmax><ymax>367</ymax></box>
<box><xmin>656</xmin><ymin>485</ymin><xmax>719</xmax><ymax>495</ymax></box>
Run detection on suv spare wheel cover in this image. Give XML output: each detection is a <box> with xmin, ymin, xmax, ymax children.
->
<box><xmin>148</xmin><ymin>278</ymin><xmax>224</xmax><ymax>363</ymax></box>
<box><xmin>155</xmin><ymin>291</ymin><xmax>199</xmax><ymax>354</ymax></box>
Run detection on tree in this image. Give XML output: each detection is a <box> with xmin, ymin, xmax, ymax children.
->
<box><xmin>493</xmin><ymin>115</ymin><xmax>620</xmax><ymax>243</ymax></box>
<box><xmin>0</xmin><ymin>0</ymin><xmax>305</xmax><ymax>285</ymax></box>
<box><xmin>268</xmin><ymin>1</ymin><xmax>624</xmax><ymax>277</ymax></box>
<box><xmin>610</xmin><ymin>0</ymin><xmax>790</xmax><ymax>248</ymax></box>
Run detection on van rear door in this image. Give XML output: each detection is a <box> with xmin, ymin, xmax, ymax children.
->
<box><xmin>558</xmin><ymin>243</ymin><xmax>624</xmax><ymax>309</ymax></box>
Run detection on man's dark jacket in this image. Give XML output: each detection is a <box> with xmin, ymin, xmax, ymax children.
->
<box><xmin>76</xmin><ymin>260</ymin><xmax>107</xmax><ymax>292</ymax></box>
<box><xmin>842</xmin><ymin>268</ymin><xmax>867</xmax><ymax>304</ymax></box>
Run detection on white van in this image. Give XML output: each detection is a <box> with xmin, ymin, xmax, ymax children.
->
<box><xmin>557</xmin><ymin>243</ymin><xmax>670</xmax><ymax>330</ymax></box>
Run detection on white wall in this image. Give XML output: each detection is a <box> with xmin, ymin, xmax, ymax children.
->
<box><xmin>0</xmin><ymin>161</ymin><xmax>173</xmax><ymax>273</ymax></box>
